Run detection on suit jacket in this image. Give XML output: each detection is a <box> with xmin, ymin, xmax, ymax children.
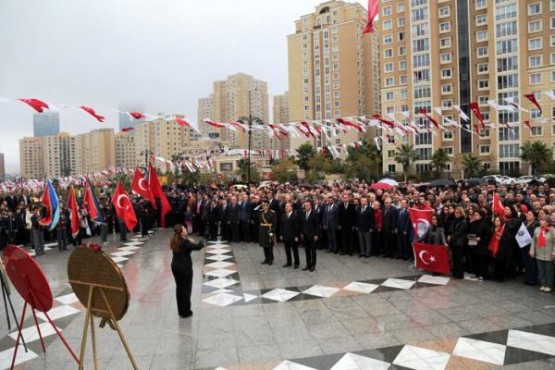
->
<box><xmin>322</xmin><ymin>203</ymin><xmax>339</xmax><ymax>230</ymax></box>
<box><xmin>300</xmin><ymin>210</ymin><xmax>320</xmax><ymax>237</ymax></box>
<box><xmin>281</xmin><ymin>211</ymin><xmax>300</xmax><ymax>242</ymax></box>
<box><xmin>356</xmin><ymin>205</ymin><xmax>374</xmax><ymax>232</ymax></box>
<box><xmin>230</xmin><ymin>203</ymin><xmax>241</xmax><ymax>224</ymax></box>
<box><xmin>338</xmin><ymin>202</ymin><xmax>355</xmax><ymax>229</ymax></box>
<box><xmin>382</xmin><ymin>206</ymin><xmax>398</xmax><ymax>233</ymax></box>
<box><xmin>396</xmin><ymin>208</ymin><xmax>411</xmax><ymax>234</ymax></box>
<box><xmin>238</xmin><ymin>201</ymin><xmax>251</xmax><ymax>222</ymax></box>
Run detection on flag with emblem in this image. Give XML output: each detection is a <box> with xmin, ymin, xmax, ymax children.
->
<box><xmin>413</xmin><ymin>242</ymin><xmax>451</xmax><ymax>275</ymax></box>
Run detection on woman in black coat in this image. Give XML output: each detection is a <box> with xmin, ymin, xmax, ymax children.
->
<box><xmin>170</xmin><ymin>224</ymin><xmax>204</xmax><ymax>318</ymax></box>
<box><xmin>448</xmin><ymin>206</ymin><xmax>468</xmax><ymax>279</ymax></box>
<box><xmin>467</xmin><ymin>209</ymin><xmax>492</xmax><ymax>280</ymax></box>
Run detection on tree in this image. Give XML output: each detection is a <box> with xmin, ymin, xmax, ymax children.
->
<box><xmin>306</xmin><ymin>153</ymin><xmax>331</xmax><ymax>183</ymax></box>
<box><xmin>461</xmin><ymin>154</ymin><xmax>481</xmax><ymax>178</ymax></box>
<box><xmin>431</xmin><ymin>148</ymin><xmax>450</xmax><ymax>176</ymax></box>
<box><xmin>235</xmin><ymin>158</ymin><xmax>260</xmax><ymax>182</ymax></box>
<box><xmin>296</xmin><ymin>143</ymin><xmax>316</xmax><ymax>171</ymax></box>
<box><xmin>394</xmin><ymin>144</ymin><xmax>419</xmax><ymax>182</ymax></box>
<box><xmin>520</xmin><ymin>141</ymin><xmax>553</xmax><ymax>175</ymax></box>
<box><xmin>271</xmin><ymin>159</ymin><xmax>299</xmax><ymax>183</ymax></box>
<box><xmin>345</xmin><ymin>140</ymin><xmax>382</xmax><ymax>180</ymax></box>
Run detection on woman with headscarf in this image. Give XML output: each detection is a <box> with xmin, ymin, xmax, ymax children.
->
<box><xmin>170</xmin><ymin>223</ymin><xmax>204</xmax><ymax>318</ymax></box>
<box><xmin>529</xmin><ymin>218</ymin><xmax>555</xmax><ymax>293</ymax></box>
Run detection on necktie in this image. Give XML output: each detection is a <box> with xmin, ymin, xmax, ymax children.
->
<box><xmin>306</xmin><ymin>211</ymin><xmax>309</xmax><ymax>220</ymax></box>
<box><xmin>362</xmin><ymin>206</ymin><xmax>366</xmax><ymax>213</ymax></box>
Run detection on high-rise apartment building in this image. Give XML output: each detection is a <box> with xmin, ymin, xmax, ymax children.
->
<box><xmin>199</xmin><ymin>73</ymin><xmax>270</xmax><ymax>150</ymax></box>
<box><xmin>0</xmin><ymin>153</ymin><xmax>5</xmax><ymax>181</ymax></box>
<box><xmin>134</xmin><ymin>117</ymin><xmax>197</xmax><ymax>167</ymax></box>
<box><xmin>272</xmin><ymin>92</ymin><xmax>291</xmax><ymax>151</ymax></box>
<box><xmin>287</xmin><ymin>1</ymin><xmax>380</xmax><ymax>155</ymax></box>
<box><xmin>115</xmin><ymin>132</ymin><xmax>137</xmax><ymax>170</ymax></box>
<box><xmin>33</xmin><ymin>112</ymin><xmax>60</xmax><ymax>137</ymax></box>
<box><xmin>198</xmin><ymin>96</ymin><xmax>215</xmax><ymax>136</ymax></box>
<box><xmin>74</xmin><ymin>128</ymin><xmax>116</xmax><ymax>174</ymax></box>
<box><xmin>380</xmin><ymin>0</ymin><xmax>555</xmax><ymax>176</ymax></box>
<box><xmin>20</xmin><ymin>133</ymin><xmax>76</xmax><ymax>178</ymax></box>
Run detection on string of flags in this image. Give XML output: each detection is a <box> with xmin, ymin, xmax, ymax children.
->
<box><xmin>2</xmin><ymin>91</ymin><xmax>554</xmax><ymax>154</ymax></box>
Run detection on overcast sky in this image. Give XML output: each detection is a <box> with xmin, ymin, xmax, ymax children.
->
<box><xmin>0</xmin><ymin>0</ymin><xmax>367</xmax><ymax>173</ymax></box>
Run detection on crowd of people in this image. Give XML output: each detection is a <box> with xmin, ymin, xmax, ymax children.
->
<box><xmin>2</xmin><ymin>178</ymin><xmax>555</xmax><ymax>293</ymax></box>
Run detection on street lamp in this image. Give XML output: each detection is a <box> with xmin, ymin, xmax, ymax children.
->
<box><xmin>237</xmin><ymin>90</ymin><xmax>263</xmax><ymax>184</ymax></box>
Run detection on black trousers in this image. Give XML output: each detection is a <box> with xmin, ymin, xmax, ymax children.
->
<box><xmin>241</xmin><ymin>221</ymin><xmax>251</xmax><ymax>242</ymax></box>
<box><xmin>231</xmin><ymin>223</ymin><xmax>240</xmax><ymax>242</ymax></box>
<box><xmin>340</xmin><ymin>228</ymin><xmax>353</xmax><ymax>254</ymax></box>
<box><xmin>397</xmin><ymin>233</ymin><xmax>411</xmax><ymax>259</ymax></box>
<box><xmin>263</xmin><ymin>246</ymin><xmax>274</xmax><ymax>263</ymax></box>
<box><xmin>284</xmin><ymin>240</ymin><xmax>299</xmax><ymax>265</ymax></box>
<box><xmin>451</xmin><ymin>245</ymin><xmax>464</xmax><ymax>278</ymax></box>
<box><xmin>172</xmin><ymin>268</ymin><xmax>193</xmax><ymax>317</ymax></box>
<box><xmin>384</xmin><ymin>232</ymin><xmax>397</xmax><ymax>257</ymax></box>
<box><xmin>209</xmin><ymin>222</ymin><xmax>218</xmax><ymax>241</ymax></box>
<box><xmin>303</xmin><ymin>235</ymin><xmax>317</xmax><ymax>268</ymax></box>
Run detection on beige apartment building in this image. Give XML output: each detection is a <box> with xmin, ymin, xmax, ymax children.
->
<box><xmin>134</xmin><ymin>117</ymin><xmax>198</xmax><ymax>168</ymax></box>
<box><xmin>20</xmin><ymin>133</ymin><xmax>76</xmax><ymax>178</ymax></box>
<box><xmin>272</xmin><ymin>92</ymin><xmax>292</xmax><ymax>152</ymax></box>
<box><xmin>287</xmin><ymin>1</ymin><xmax>380</xmax><ymax>157</ymax></box>
<box><xmin>380</xmin><ymin>0</ymin><xmax>555</xmax><ymax>177</ymax></box>
<box><xmin>75</xmin><ymin>128</ymin><xmax>116</xmax><ymax>175</ymax></box>
<box><xmin>198</xmin><ymin>73</ymin><xmax>270</xmax><ymax>150</ymax></box>
<box><xmin>115</xmin><ymin>132</ymin><xmax>137</xmax><ymax>170</ymax></box>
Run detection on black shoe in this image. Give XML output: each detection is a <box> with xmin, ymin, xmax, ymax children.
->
<box><xmin>302</xmin><ymin>266</ymin><xmax>311</xmax><ymax>271</ymax></box>
<box><xmin>261</xmin><ymin>261</ymin><xmax>268</xmax><ymax>265</ymax></box>
<box><xmin>333</xmin><ymin>251</ymin><xmax>338</xmax><ymax>254</ymax></box>
<box><xmin>310</xmin><ymin>267</ymin><xmax>315</xmax><ymax>272</ymax></box>
<box><xmin>325</xmin><ymin>250</ymin><xmax>332</xmax><ymax>253</ymax></box>
<box><xmin>283</xmin><ymin>263</ymin><xmax>292</xmax><ymax>268</ymax></box>
<box><xmin>339</xmin><ymin>252</ymin><xmax>346</xmax><ymax>255</ymax></box>
<box><xmin>359</xmin><ymin>254</ymin><xmax>364</xmax><ymax>257</ymax></box>
<box><xmin>364</xmin><ymin>255</ymin><xmax>369</xmax><ymax>258</ymax></box>
<box><xmin>294</xmin><ymin>264</ymin><xmax>299</xmax><ymax>269</ymax></box>
<box><xmin>180</xmin><ymin>311</ymin><xmax>193</xmax><ymax>318</ymax></box>
<box><xmin>268</xmin><ymin>261</ymin><xmax>273</xmax><ymax>266</ymax></box>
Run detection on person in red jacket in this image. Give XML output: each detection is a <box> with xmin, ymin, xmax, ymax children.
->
<box><xmin>371</xmin><ymin>201</ymin><xmax>383</xmax><ymax>256</ymax></box>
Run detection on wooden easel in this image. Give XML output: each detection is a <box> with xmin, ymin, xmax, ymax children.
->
<box><xmin>69</xmin><ymin>280</ymin><xmax>138</xmax><ymax>370</ymax></box>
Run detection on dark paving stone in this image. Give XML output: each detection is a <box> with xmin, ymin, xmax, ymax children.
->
<box><xmin>504</xmin><ymin>346</ymin><xmax>554</xmax><ymax>365</ymax></box>
<box><xmin>354</xmin><ymin>344</ymin><xmax>405</xmax><ymax>363</ymax></box>
<box><xmin>291</xmin><ymin>352</ymin><xmax>345</xmax><ymax>370</ymax></box>
<box><xmin>463</xmin><ymin>329</ymin><xmax>509</xmax><ymax>345</ymax></box>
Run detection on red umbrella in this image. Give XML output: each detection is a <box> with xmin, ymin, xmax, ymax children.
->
<box><xmin>370</xmin><ymin>182</ymin><xmax>393</xmax><ymax>190</ymax></box>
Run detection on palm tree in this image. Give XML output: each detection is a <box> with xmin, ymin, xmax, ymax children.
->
<box><xmin>346</xmin><ymin>140</ymin><xmax>383</xmax><ymax>179</ymax></box>
<box><xmin>394</xmin><ymin>144</ymin><xmax>419</xmax><ymax>182</ymax></box>
<box><xmin>296</xmin><ymin>143</ymin><xmax>316</xmax><ymax>171</ymax></box>
<box><xmin>461</xmin><ymin>154</ymin><xmax>481</xmax><ymax>178</ymax></box>
<box><xmin>431</xmin><ymin>148</ymin><xmax>450</xmax><ymax>176</ymax></box>
<box><xmin>520</xmin><ymin>141</ymin><xmax>553</xmax><ymax>175</ymax></box>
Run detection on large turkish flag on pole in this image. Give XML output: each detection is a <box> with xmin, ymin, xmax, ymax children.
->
<box><xmin>111</xmin><ymin>183</ymin><xmax>138</xmax><ymax>232</ymax></box>
<box><xmin>131</xmin><ymin>168</ymin><xmax>155</xmax><ymax>207</ymax></box>
<box><xmin>413</xmin><ymin>242</ymin><xmax>451</xmax><ymax>275</ymax></box>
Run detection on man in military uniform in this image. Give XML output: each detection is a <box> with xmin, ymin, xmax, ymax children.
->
<box><xmin>259</xmin><ymin>199</ymin><xmax>276</xmax><ymax>265</ymax></box>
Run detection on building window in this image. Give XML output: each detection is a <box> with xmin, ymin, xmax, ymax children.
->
<box><xmin>387</xmin><ymin>150</ymin><xmax>395</xmax><ymax>158</ymax></box>
<box><xmin>499</xmin><ymin>127</ymin><xmax>520</xmax><ymax>141</ymax></box>
<box><xmin>440</xmin><ymin>37</ymin><xmax>451</xmax><ymax>48</ymax></box>
<box><xmin>388</xmin><ymin>164</ymin><xmax>396</xmax><ymax>173</ymax></box>
<box><xmin>398</xmin><ymin>17</ymin><xmax>406</xmax><ymax>27</ymax></box>
<box><xmin>383</xmin><ymin>6</ymin><xmax>392</xmax><ymax>16</ymax></box>
<box><xmin>499</xmin><ymin>144</ymin><xmax>520</xmax><ymax>158</ymax></box>
<box><xmin>383</xmin><ymin>20</ymin><xmax>393</xmax><ymax>30</ymax></box>
<box><xmin>476</xmin><ymin>0</ymin><xmax>486</xmax><ymax>9</ymax></box>
<box><xmin>442</xmin><ymin>100</ymin><xmax>453</xmax><ymax>109</ymax></box>
<box><xmin>479</xmin><ymin>96</ymin><xmax>489</xmax><ymax>104</ymax></box>
<box><xmin>439</xmin><ymin>6</ymin><xmax>450</xmax><ymax>17</ymax></box>
<box><xmin>442</xmin><ymin>84</ymin><xmax>453</xmax><ymax>94</ymax></box>
<box><xmin>476</xmin><ymin>14</ymin><xmax>487</xmax><ymax>25</ymax></box>
<box><xmin>528</xmin><ymin>3</ymin><xmax>541</xmax><ymax>16</ymax></box>
<box><xmin>530</xmin><ymin>73</ymin><xmax>541</xmax><ymax>84</ymax></box>
<box><xmin>444</xmin><ymin>147</ymin><xmax>454</xmax><ymax>156</ymax></box>
<box><xmin>496</xmin><ymin>4</ymin><xmax>517</xmax><ymax>21</ymax></box>
<box><xmin>529</xmin><ymin>56</ymin><xmax>542</xmax><ymax>68</ymax></box>
<box><xmin>439</xmin><ymin>22</ymin><xmax>450</xmax><ymax>32</ymax></box>
<box><xmin>399</xmin><ymin>61</ymin><xmax>407</xmax><ymax>71</ymax></box>
<box><xmin>397</xmin><ymin>2</ymin><xmax>405</xmax><ymax>12</ymax></box>
<box><xmin>478</xmin><ymin>80</ymin><xmax>489</xmax><ymax>89</ymax></box>
<box><xmin>385</xmin><ymin>92</ymin><xmax>394</xmax><ymax>100</ymax></box>
<box><xmin>443</xmin><ymin>131</ymin><xmax>453</xmax><ymax>140</ymax></box>
<box><xmin>440</xmin><ymin>53</ymin><xmax>452</xmax><ymax>63</ymax></box>
<box><xmin>552</xmin><ymin>16</ymin><xmax>555</xmax><ymax>29</ymax></box>
<box><xmin>529</xmin><ymin>38</ymin><xmax>542</xmax><ymax>50</ymax></box>
<box><xmin>481</xmin><ymin>129</ymin><xmax>490</xmax><ymax>138</ymax></box>
<box><xmin>384</xmin><ymin>63</ymin><xmax>394</xmax><ymax>72</ymax></box>
<box><xmin>385</xmin><ymin>77</ymin><xmax>394</xmax><ymax>87</ymax></box>
<box><xmin>400</xmin><ymin>89</ymin><xmax>408</xmax><ymax>99</ymax></box>
<box><xmin>480</xmin><ymin>145</ymin><xmax>490</xmax><ymax>154</ymax></box>
<box><xmin>477</xmin><ymin>47</ymin><xmax>488</xmax><ymax>57</ymax></box>
<box><xmin>476</xmin><ymin>31</ymin><xmax>488</xmax><ymax>41</ymax></box>
<box><xmin>384</xmin><ymin>49</ymin><xmax>393</xmax><ymax>58</ymax></box>
<box><xmin>441</xmin><ymin>69</ymin><xmax>452</xmax><ymax>78</ymax></box>
<box><xmin>383</xmin><ymin>35</ymin><xmax>393</xmax><ymax>44</ymax></box>
<box><xmin>528</xmin><ymin>20</ymin><xmax>542</xmax><ymax>33</ymax></box>
<box><xmin>531</xmin><ymin>126</ymin><xmax>542</xmax><ymax>136</ymax></box>
<box><xmin>400</xmin><ymin>75</ymin><xmax>407</xmax><ymax>84</ymax></box>
<box><xmin>478</xmin><ymin>63</ymin><xmax>488</xmax><ymax>73</ymax></box>
<box><xmin>496</xmin><ymin>21</ymin><xmax>517</xmax><ymax>37</ymax></box>
<box><xmin>399</xmin><ymin>46</ymin><xmax>406</xmax><ymax>56</ymax></box>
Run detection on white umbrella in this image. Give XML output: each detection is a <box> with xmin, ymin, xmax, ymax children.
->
<box><xmin>378</xmin><ymin>178</ymin><xmax>399</xmax><ymax>187</ymax></box>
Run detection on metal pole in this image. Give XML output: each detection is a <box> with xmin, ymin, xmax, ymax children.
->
<box><xmin>248</xmin><ymin>114</ymin><xmax>252</xmax><ymax>184</ymax></box>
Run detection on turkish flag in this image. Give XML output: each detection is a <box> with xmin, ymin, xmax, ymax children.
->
<box><xmin>131</xmin><ymin>168</ymin><xmax>155</xmax><ymax>206</ymax></box>
<box><xmin>408</xmin><ymin>208</ymin><xmax>434</xmax><ymax>239</ymax></box>
<box><xmin>469</xmin><ymin>102</ymin><xmax>485</xmax><ymax>129</ymax></box>
<box><xmin>413</xmin><ymin>242</ymin><xmax>451</xmax><ymax>275</ymax></box>
<box><xmin>175</xmin><ymin>118</ymin><xmax>191</xmax><ymax>128</ymax></box>
<box><xmin>67</xmin><ymin>185</ymin><xmax>80</xmax><ymax>238</ymax></box>
<box><xmin>111</xmin><ymin>183</ymin><xmax>137</xmax><ymax>231</ymax></box>
<box><xmin>492</xmin><ymin>193</ymin><xmax>505</xmax><ymax>219</ymax></box>
<box><xmin>148</xmin><ymin>164</ymin><xmax>172</xmax><ymax>228</ymax></box>
<box><xmin>418</xmin><ymin>109</ymin><xmax>440</xmax><ymax>129</ymax></box>
<box><xmin>363</xmin><ymin>0</ymin><xmax>379</xmax><ymax>34</ymax></box>
<box><xmin>80</xmin><ymin>106</ymin><xmax>105</xmax><ymax>122</ymax></box>
<box><xmin>129</xmin><ymin>112</ymin><xmax>145</xmax><ymax>119</ymax></box>
<box><xmin>524</xmin><ymin>93</ymin><xmax>542</xmax><ymax>115</ymax></box>
<box><xmin>18</xmin><ymin>98</ymin><xmax>49</xmax><ymax>113</ymax></box>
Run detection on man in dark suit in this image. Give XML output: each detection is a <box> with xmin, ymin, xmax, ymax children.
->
<box><xmin>382</xmin><ymin>197</ymin><xmax>399</xmax><ymax>258</ymax></box>
<box><xmin>280</xmin><ymin>202</ymin><xmax>300</xmax><ymax>268</ymax></box>
<box><xmin>238</xmin><ymin>194</ymin><xmax>251</xmax><ymax>242</ymax></box>
<box><xmin>300</xmin><ymin>201</ymin><xmax>319</xmax><ymax>272</ymax></box>
<box><xmin>322</xmin><ymin>196</ymin><xmax>339</xmax><ymax>253</ymax></box>
<box><xmin>221</xmin><ymin>199</ymin><xmax>231</xmax><ymax>242</ymax></box>
<box><xmin>356</xmin><ymin>197</ymin><xmax>374</xmax><ymax>258</ymax></box>
<box><xmin>250</xmin><ymin>195</ymin><xmax>261</xmax><ymax>242</ymax></box>
<box><xmin>338</xmin><ymin>194</ymin><xmax>356</xmax><ymax>255</ymax></box>
<box><xmin>229</xmin><ymin>196</ymin><xmax>240</xmax><ymax>242</ymax></box>
<box><xmin>396</xmin><ymin>199</ymin><xmax>412</xmax><ymax>260</ymax></box>
<box><xmin>207</xmin><ymin>199</ymin><xmax>222</xmax><ymax>241</ymax></box>
<box><xmin>259</xmin><ymin>199</ymin><xmax>276</xmax><ymax>265</ymax></box>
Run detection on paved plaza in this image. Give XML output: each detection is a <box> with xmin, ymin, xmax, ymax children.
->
<box><xmin>0</xmin><ymin>230</ymin><xmax>554</xmax><ymax>369</ymax></box>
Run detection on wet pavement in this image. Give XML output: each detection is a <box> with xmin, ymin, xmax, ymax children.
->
<box><xmin>1</xmin><ymin>229</ymin><xmax>555</xmax><ymax>369</ymax></box>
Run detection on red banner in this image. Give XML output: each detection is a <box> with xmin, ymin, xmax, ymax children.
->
<box><xmin>413</xmin><ymin>242</ymin><xmax>451</xmax><ymax>275</ymax></box>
